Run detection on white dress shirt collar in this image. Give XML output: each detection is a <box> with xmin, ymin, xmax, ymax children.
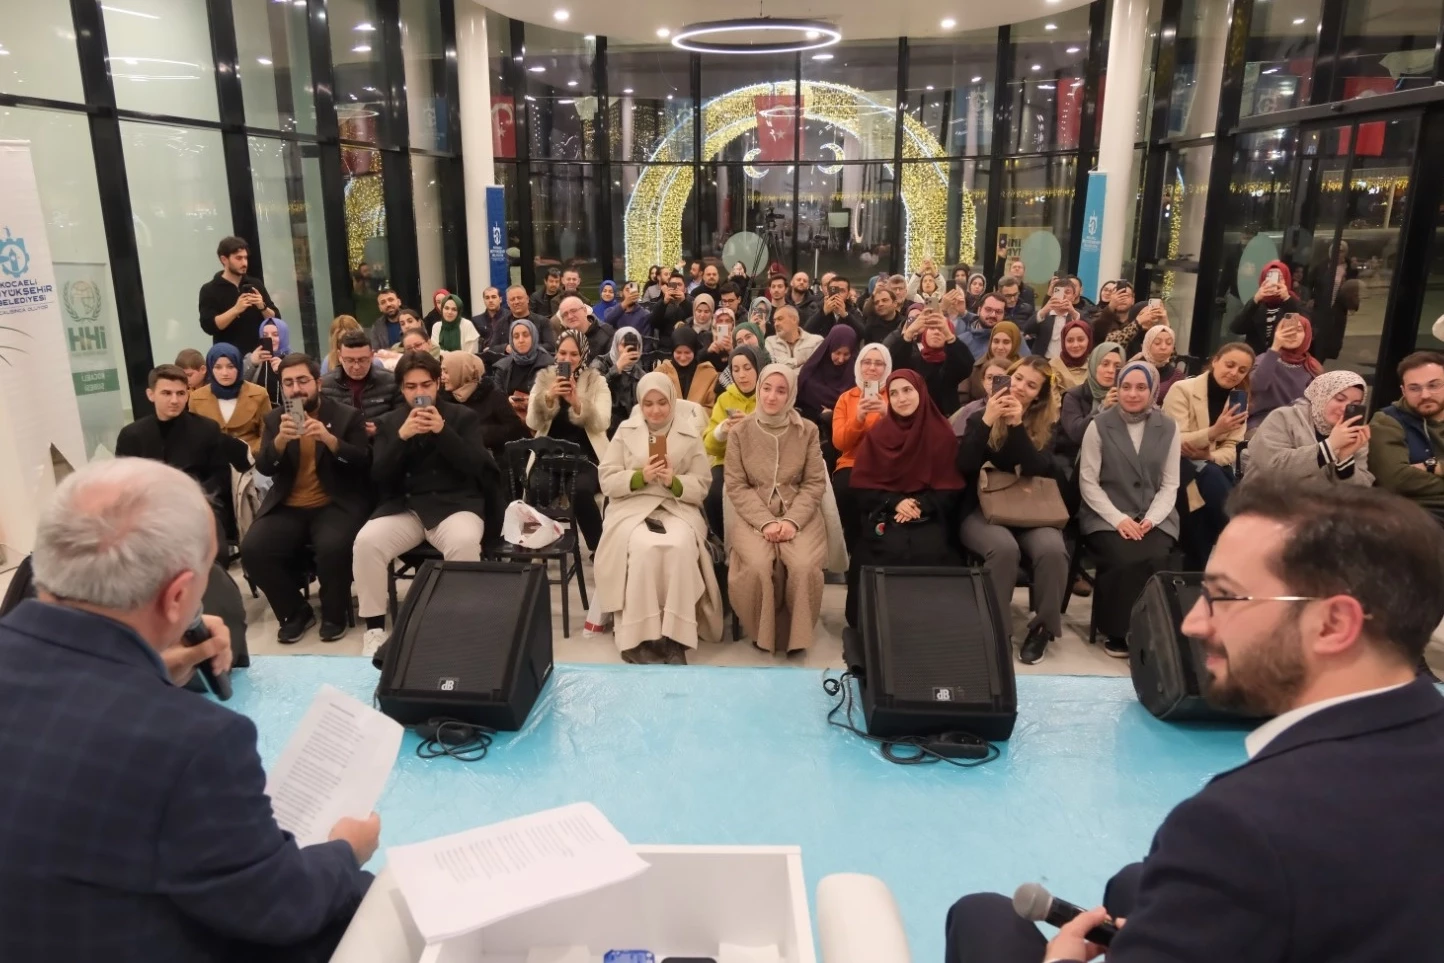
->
<box><xmin>1244</xmin><ymin>682</ymin><xmax>1409</xmax><ymax>759</ymax></box>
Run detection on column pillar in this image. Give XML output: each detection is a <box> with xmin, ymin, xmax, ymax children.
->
<box><xmin>456</xmin><ymin>0</ymin><xmax>497</xmax><ymax>298</ymax></box>
<box><xmin>1094</xmin><ymin>0</ymin><xmax>1150</xmax><ymax>284</ymax></box>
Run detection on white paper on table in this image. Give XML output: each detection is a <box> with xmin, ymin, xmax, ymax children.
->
<box><xmin>264</xmin><ymin>684</ymin><xmax>403</xmax><ymax>848</ymax></box>
<box><xmin>387</xmin><ymin>802</ymin><xmax>651</xmax><ymax>944</ymax></box>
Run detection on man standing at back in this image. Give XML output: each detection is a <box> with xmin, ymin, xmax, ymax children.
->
<box><xmin>198</xmin><ymin>236</ymin><xmax>277</xmax><ymax>355</ymax></box>
<box><xmin>0</xmin><ymin>458</ymin><xmax>377</xmax><ymax>962</ymax></box>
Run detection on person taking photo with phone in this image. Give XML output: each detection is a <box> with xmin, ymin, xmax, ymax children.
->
<box><xmin>199</xmin><ymin>236</ymin><xmax>277</xmax><ymax>354</ymax></box>
<box><xmin>805</xmin><ymin>275</ymin><xmax>865</xmax><ymax>341</ymax></box>
<box><xmin>1246</xmin><ymin>313</ymin><xmax>1322</xmax><ymax>429</ymax></box>
<box><xmin>1249</xmin><ymin>369</ymin><xmax>1372</xmax><ymax>489</ymax></box>
<box><xmin>885</xmin><ymin>305</ymin><xmax>975</xmax><ymax>417</ymax></box>
<box><xmin>1229</xmin><ymin>260</ymin><xmax>1308</xmax><ymax>355</ymax></box>
<box><xmin>526</xmin><ymin>331</ymin><xmax>611</xmax><ymax>554</ymax></box>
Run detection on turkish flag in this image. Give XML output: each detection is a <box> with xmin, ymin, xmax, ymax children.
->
<box><xmin>1055</xmin><ymin>77</ymin><xmax>1085</xmax><ymax>150</ymax></box>
<box><xmin>755</xmin><ymin>94</ymin><xmax>798</xmax><ymax>162</ymax></box>
<box><xmin>492</xmin><ymin>96</ymin><xmax>516</xmax><ymax>158</ymax></box>
<box><xmin>1337</xmin><ymin>77</ymin><xmax>1395</xmax><ymax>157</ymax></box>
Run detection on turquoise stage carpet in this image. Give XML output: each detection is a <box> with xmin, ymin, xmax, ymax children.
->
<box><xmin>231</xmin><ymin>657</ymin><xmax>1250</xmax><ymax>961</ymax></box>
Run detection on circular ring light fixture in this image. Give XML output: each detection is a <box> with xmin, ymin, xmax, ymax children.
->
<box><xmin>670</xmin><ymin>18</ymin><xmax>841</xmax><ymax>55</ymax></box>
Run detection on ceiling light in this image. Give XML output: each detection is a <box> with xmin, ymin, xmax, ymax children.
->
<box><xmin>971</xmin><ymin>75</ymin><xmax>983</xmax><ymax>82</ymax></box>
<box><xmin>1031</xmin><ymin>64</ymin><xmax>1042</xmax><ymax>71</ymax></box>
<box><xmin>669</xmin><ymin>18</ymin><xmax>841</xmax><ymax>54</ymax></box>
<box><xmin>1262</xmin><ymin>67</ymin><xmax>1279</xmax><ymax>74</ymax></box>
<box><xmin>553</xmin><ymin>9</ymin><xmax>569</xmax><ymax>21</ymax></box>
<box><xmin>1066</xmin><ymin>46</ymin><xmax>1080</xmax><ymax>53</ymax></box>
<box><xmin>940</xmin><ymin>17</ymin><xmax>956</xmax><ymax>29</ymax></box>
<box><xmin>925</xmin><ymin>84</ymin><xmax>934</xmax><ymax>90</ymax></box>
<box><xmin>559</xmin><ymin>98</ymin><xmax>574</xmax><ymax>104</ymax></box>
<box><xmin>102</xmin><ymin>5</ymin><xmax>160</xmax><ymax>19</ymax></box>
<box><xmin>529</xmin><ymin>65</ymin><xmax>545</xmax><ymax>72</ymax></box>
<box><xmin>584</xmin><ymin>34</ymin><xmax>595</xmax><ymax>40</ymax></box>
<box><xmin>566</xmin><ymin>79</ymin><xmax>578</xmax><ymax>86</ymax></box>
<box><xmin>354</xmin><ymin>22</ymin><xmax>375</xmax><ymax>31</ymax></box>
<box><xmin>1292</xmin><ymin>16</ymin><xmax>1306</xmax><ymax>23</ymax></box>
<box><xmin>656</xmin><ymin>27</ymin><xmax>670</xmax><ymax>37</ymax></box>
<box><xmin>665</xmin><ymin>93</ymin><xmax>673</xmax><ymax>99</ymax></box>
<box><xmin>257</xmin><ymin>57</ymin><xmax>272</xmax><ymax>65</ymax></box>
<box><xmin>1045</xmin><ymin>22</ymin><xmax>1057</xmax><ymax>30</ymax></box>
<box><xmin>352</xmin><ymin>44</ymin><xmax>370</xmax><ymax>53</ymax></box>
<box><xmin>622</xmin><ymin>87</ymin><xmax>634</xmax><ymax>93</ymax></box>
<box><xmin>812</xmin><ymin>53</ymin><xmax>833</xmax><ymax>60</ymax></box>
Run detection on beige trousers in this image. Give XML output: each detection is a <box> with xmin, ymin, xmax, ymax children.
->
<box><xmin>353</xmin><ymin>510</ymin><xmax>483</xmax><ymax>618</ymax></box>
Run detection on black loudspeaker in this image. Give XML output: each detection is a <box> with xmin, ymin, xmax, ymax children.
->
<box><xmin>1128</xmin><ymin>572</ymin><xmax>1264</xmax><ymax>723</ymax></box>
<box><xmin>850</xmin><ymin>566</ymin><xmax>1018</xmax><ymax>741</ymax></box>
<box><xmin>377</xmin><ymin>560</ymin><xmax>553</xmax><ymax>730</ymax></box>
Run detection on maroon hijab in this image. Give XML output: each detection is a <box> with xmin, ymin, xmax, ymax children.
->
<box><xmin>850</xmin><ymin>369</ymin><xmax>965</xmax><ymax>491</ymax></box>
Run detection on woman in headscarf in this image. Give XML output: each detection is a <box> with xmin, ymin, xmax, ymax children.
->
<box><xmin>1248</xmin><ymin>369</ymin><xmax>1373</xmax><ymax>487</ymax></box>
<box><xmin>1049</xmin><ymin>318</ymin><xmax>1093</xmax><ymax>390</ymax></box>
<box><xmin>1247</xmin><ymin>313</ymin><xmax>1321</xmax><ymax>429</ymax></box>
<box><xmin>595</xmin><ymin>326</ymin><xmax>646</xmax><ymax>437</ymax></box>
<box><xmin>1228</xmin><ymin>260</ymin><xmax>1307</xmax><ymax>355</ymax></box>
<box><xmin>963</xmin><ymin>272</ymin><xmax>988</xmax><ymax>313</ymax></box>
<box><xmin>960</xmin><ymin>320</ymin><xmax>1025</xmax><ymax>406</ymax></box>
<box><xmin>1105</xmin><ymin>299</ymin><xmax>1169</xmax><ymax>357</ymax></box>
<box><xmin>189</xmin><ymin>343</ymin><xmax>272</xmax><ymax>455</ymax></box>
<box><xmin>955</xmin><ymin>356</ymin><xmax>1068</xmax><ymax>664</ymax></box>
<box><xmin>431</xmin><ymin>293</ymin><xmax>479</xmax><ymax>354</ymax></box>
<box><xmin>796</xmin><ymin>324</ymin><xmax>858</xmax><ymax>423</ymax></box>
<box><xmin>716</xmin><ymin>319</ymin><xmax>770</xmax><ymax>391</ymax></box>
<box><xmin>831</xmin><ymin>342</ymin><xmax>893</xmax><ymax>555</ymax></box>
<box><xmin>1059</xmin><ymin>342</ymin><xmax>1126</xmax><ymax>463</ymax></box>
<box><xmin>703</xmin><ymin>345</ymin><xmax>761</xmax><ymax>535</ymax></box>
<box><xmin>724</xmin><ymin>364</ymin><xmax>829</xmax><ymax>654</ymax></box>
<box><xmin>322</xmin><ymin>314</ymin><xmax>362</xmax><ymax>375</ymax></box>
<box><xmin>491</xmin><ymin>318</ymin><xmax>554</xmax><ymax>414</ymax></box>
<box><xmin>845</xmin><ymin>369</ymin><xmax>965</xmax><ymax>626</ymax></box>
<box><xmin>886</xmin><ymin>305</ymin><xmax>975</xmax><ymax>417</ymax></box>
<box><xmin>747</xmin><ymin>296</ymin><xmax>773</xmax><ymax>336</ymax></box>
<box><xmin>1133</xmin><ymin>324</ymin><xmax>1185</xmax><ymax>402</ymax></box>
<box><xmin>655</xmin><ymin>326</ymin><xmax>720</xmax><ymax>410</ymax></box>
<box><xmin>527</xmin><ymin>330</ymin><xmax>611</xmax><ymax>552</ymax></box>
<box><xmin>1078</xmin><ymin>360</ymin><xmax>1180</xmax><ymax>657</ymax></box>
<box><xmin>595</xmin><ymin>372</ymin><xmax>723</xmax><ymax>664</ymax></box>
<box><xmin>1090</xmin><ymin>280</ymin><xmax>1135</xmax><ymax>343</ymax></box>
<box><xmin>244</xmin><ymin>317</ymin><xmax>291</xmax><ymax>405</ymax></box>
<box><xmin>440</xmin><ymin>350</ymin><xmax>527</xmax><ymax>456</ymax></box>
<box><xmin>597</xmin><ymin>279</ymin><xmax>619</xmax><ymax>320</ymax></box>
<box><xmin>423</xmin><ymin>288</ymin><xmax>449</xmax><ymax>327</ymax></box>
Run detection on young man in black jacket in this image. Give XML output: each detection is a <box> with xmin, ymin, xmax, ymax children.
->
<box><xmin>352</xmin><ymin>352</ymin><xmax>501</xmax><ymax>657</ymax></box>
<box><xmin>805</xmin><ymin>274</ymin><xmax>865</xmax><ymax>340</ymax></box>
<box><xmin>198</xmin><ymin>236</ymin><xmax>278</xmax><ymax>354</ymax></box>
<box><xmin>320</xmin><ymin>330</ymin><xmax>399</xmax><ymax>437</ymax></box>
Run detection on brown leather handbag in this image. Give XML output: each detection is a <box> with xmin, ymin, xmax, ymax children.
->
<box><xmin>977</xmin><ymin>465</ymin><xmax>1070</xmax><ymax>529</ymax></box>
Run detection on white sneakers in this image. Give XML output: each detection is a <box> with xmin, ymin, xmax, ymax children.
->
<box><xmin>362</xmin><ymin>628</ymin><xmax>387</xmax><ymax>659</ymax></box>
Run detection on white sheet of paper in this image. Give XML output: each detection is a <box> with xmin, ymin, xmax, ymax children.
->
<box><xmin>264</xmin><ymin>684</ymin><xmax>403</xmax><ymax>848</ymax></box>
<box><xmin>388</xmin><ymin>802</ymin><xmax>650</xmax><ymax>944</ymax></box>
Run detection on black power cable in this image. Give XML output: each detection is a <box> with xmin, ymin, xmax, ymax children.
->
<box><xmin>413</xmin><ymin>718</ymin><xmax>496</xmax><ymax>763</ymax></box>
<box><xmin>822</xmin><ymin>672</ymin><xmax>1000</xmax><ymax>768</ymax></box>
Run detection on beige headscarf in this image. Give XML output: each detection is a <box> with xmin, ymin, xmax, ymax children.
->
<box><xmin>755</xmin><ymin>363</ymin><xmax>799</xmax><ymax>430</ymax></box>
<box><xmin>636</xmin><ymin>370</ymin><xmax>677</xmax><ymax>435</ymax></box>
<box><xmin>441</xmin><ymin>350</ymin><xmax>484</xmax><ymax>403</ymax></box>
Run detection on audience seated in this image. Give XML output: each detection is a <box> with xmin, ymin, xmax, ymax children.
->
<box><xmin>805</xmin><ymin>274</ymin><xmax>865</xmax><ymax>340</ymax></box>
<box><xmin>1022</xmin><ymin>278</ymin><xmax>1084</xmax><ymax>359</ymax></box>
<box><xmin>492</xmin><ymin>317</ymin><xmax>554</xmax><ymax>420</ymax></box>
<box><xmin>1162</xmin><ymin>342</ymin><xmax>1253</xmax><ymax>565</ymax></box>
<box><xmin>703</xmin><ymin>346</ymin><xmax>762</xmax><ymax>534</ymax></box>
<box><xmin>955</xmin><ymin>357</ymin><xmax>1069</xmax><ymax>665</ymax></box>
<box><xmin>322</xmin><ymin>314</ymin><xmax>363</xmax><ymax>375</ymax></box>
<box><xmin>958</xmin><ymin>291</ymin><xmax>1008</xmax><ymax>360</ymax></box>
<box><xmin>354</xmin><ymin>352</ymin><xmax>499</xmax><ymax>657</ymax></box>
<box><xmin>1133</xmin><ymin>324</ymin><xmax>1184</xmax><ymax>402</ymax></box>
<box><xmin>962</xmin><ymin>272</ymin><xmax>987</xmax><ymax>312</ymax></box>
<box><xmin>831</xmin><ymin>343</ymin><xmax>893</xmax><ymax>554</ymax></box>
<box><xmin>796</xmin><ymin>324</ymin><xmax>858</xmax><ymax>424</ymax></box>
<box><xmin>1058</xmin><ymin>343</ymin><xmax>1126</xmax><ymax>464</ymax></box>
<box><xmin>655</xmin><ymin>327</ymin><xmax>720</xmax><ymax>412</ymax></box>
<box><xmin>1049</xmin><ymin>319</ymin><xmax>1093</xmax><ymax>390</ymax></box>
<box><xmin>595</xmin><ymin>373</ymin><xmax>723</xmax><ymax>664</ymax></box>
<box><xmin>605</xmin><ymin>281</ymin><xmax>652</xmax><ymax>334</ymax></box>
<box><xmin>765</xmin><ymin>305</ymin><xmax>824</xmax><ymax>369</ymax></box>
<box><xmin>1079</xmin><ymin>361</ymin><xmax>1180</xmax><ymax>657</ymax></box>
<box><xmin>845</xmin><ymin>370</ymin><xmax>965</xmax><ymax>627</ymax></box>
<box><xmin>596</xmin><ymin>327</ymin><xmax>646</xmax><ymax>436</ymax></box>
<box><xmin>530</xmin><ymin>266</ymin><xmax>564</xmax><ymax>320</ymax></box>
<box><xmin>1249</xmin><ymin>370</ymin><xmax>1373</xmax><ymax>487</ymax></box>
<box><xmin>860</xmin><ymin>285</ymin><xmax>904</xmax><ymax>344</ymax></box>
<box><xmin>320</xmin><ymin>330</ymin><xmax>399</xmax><ymax>438</ymax></box>
<box><xmin>504</xmin><ymin>284</ymin><xmax>555</xmax><ymax>351</ymax></box>
<box><xmin>471</xmin><ymin>285</ymin><xmax>507</xmax><ymax>347</ymax></box>
<box><xmin>746</xmin><ymin>297</ymin><xmax>774</xmax><ymax>337</ymax></box>
<box><xmin>367</xmin><ymin>287</ymin><xmax>405</xmax><ymax>351</ymax></box>
<box><xmin>648</xmin><ymin>273</ymin><xmax>692</xmax><ymax>345</ymax></box>
<box><xmin>686</xmin><ymin>292</ymin><xmax>720</xmax><ymax>355</ymax></box>
<box><xmin>1246</xmin><ymin>313</ymin><xmax>1320</xmax><ymax>429</ymax></box>
<box><xmin>1228</xmin><ymin>260</ymin><xmax>1306</xmax><ymax>355</ymax></box>
<box><xmin>189</xmin><ymin>344</ymin><xmax>273</xmax><ymax>456</ymax></box>
<box><xmin>559</xmin><ymin>295</ymin><xmax>615</xmax><ymax>361</ymax></box>
<box><xmin>595</xmin><ymin>279</ymin><xmax>618</xmax><ymax>318</ymax></box>
<box><xmin>961</xmin><ymin>319</ymin><xmax>1026</xmax><ymax>405</ymax></box>
<box><xmin>243</xmin><ymin>353</ymin><xmax>372</xmax><ymax>643</ymax></box>
<box><xmin>1089</xmin><ymin>280</ymin><xmax>1135</xmax><ymax>344</ymax></box>
<box><xmin>245</xmin><ymin>317</ymin><xmax>291</xmax><ymax>405</ymax></box>
<box><xmin>439</xmin><ymin>351</ymin><xmax>528</xmax><ymax>456</ymax></box>
<box><xmin>995</xmin><ymin>277</ymin><xmax>1033</xmax><ymax>324</ymax></box>
<box><xmin>885</xmin><ymin>305</ymin><xmax>975</xmax><ymax>417</ymax></box>
<box><xmin>1103</xmin><ymin>299</ymin><xmax>1167</xmax><ymax>358</ymax></box>
<box><xmin>724</xmin><ymin>365</ymin><xmax>830</xmax><ymax>654</ymax></box>
<box><xmin>431</xmin><ymin>293</ymin><xmax>479</xmax><ymax>354</ymax></box>
<box><xmin>526</xmin><ymin>330</ymin><xmax>610</xmax><ymax>553</ymax></box>
<box><xmin>1368</xmin><ymin>350</ymin><xmax>1444</xmax><ymax>525</ymax></box>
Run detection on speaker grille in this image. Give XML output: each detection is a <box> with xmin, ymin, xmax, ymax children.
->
<box><xmin>397</xmin><ymin>569</ymin><xmax>524</xmax><ymax>694</ymax></box>
<box><xmin>879</xmin><ymin>574</ymin><xmax>994</xmax><ymax>703</ymax></box>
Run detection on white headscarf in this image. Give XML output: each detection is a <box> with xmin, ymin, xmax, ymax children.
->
<box><xmin>1303</xmin><ymin>369</ymin><xmax>1365</xmax><ymax>435</ymax></box>
<box><xmin>853</xmin><ymin>342</ymin><xmax>893</xmax><ymax>389</ymax></box>
<box><xmin>636</xmin><ymin>370</ymin><xmax>677</xmax><ymax>436</ymax></box>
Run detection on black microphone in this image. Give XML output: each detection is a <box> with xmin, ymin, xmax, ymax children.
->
<box><xmin>1012</xmin><ymin>883</ymin><xmax>1118</xmax><ymax>946</ymax></box>
<box><xmin>182</xmin><ymin>615</ymin><xmax>233</xmax><ymax>701</ymax></box>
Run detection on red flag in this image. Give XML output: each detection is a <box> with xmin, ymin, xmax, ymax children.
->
<box><xmin>492</xmin><ymin>96</ymin><xmax>516</xmax><ymax>158</ymax></box>
<box><xmin>1337</xmin><ymin>77</ymin><xmax>1394</xmax><ymax>157</ymax></box>
<box><xmin>754</xmin><ymin>94</ymin><xmax>798</xmax><ymax>162</ymax></box>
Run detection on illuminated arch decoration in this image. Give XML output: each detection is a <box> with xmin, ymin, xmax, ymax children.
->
<box><xmin>624</xmin><ymin>81</ymin><xmax>975</xmax><ymax>283</ymax></box>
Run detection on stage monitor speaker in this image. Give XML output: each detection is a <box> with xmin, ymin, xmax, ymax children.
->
<box><xmin>377</xmin><ymin>560</ymin><xmax>553</xmax><ymax>731</ymax></box>
<box><xmin>853</xmin><ymin>566</ymin><xmax>1017</xmax><ymax>741</ymax></box>
<box><xmin>1128</xmin><ymin>572</ymin><xmax>1265</xmax><ymax>723</ymax></box>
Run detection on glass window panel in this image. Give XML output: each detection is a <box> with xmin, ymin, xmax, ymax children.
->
<box><xmin>1169</xmin><ymin>0</ymin><xmax>1232</xmax><ymax>138</ymax></box>
<box><xmin>907</xmin><ymin>33</ymin><xmax>997</xmax><ymax>157</ymax></box>
<box><xmin>999</xmin><ymin>155</ymin><xmax>1077</xmax><ymax>285</ymax></box>
<box><xmin>300</xmin><ymin>150</ymin><xmax>335</xmax><ymax>339</ymax></box>
<box><xmin>695</xmin><ymin>162</ymin><xmax>796</xmax><ymax>278</ymax></box>
<box><xmin>0</xmin><ymin>106</ymin><xmax>130</xmax><ymax>456</ymax></box>
<box><xmin>249</xmin><ymin>136</ymin><xmax>333</xmax><ymax>354</ymax></box>
<box><xmin>487</xmin><ymin>10</ymin><xmax>516</xmax><ymax>159</ymax></box>
<box><xmin>1</xmin><ymin>1</ymin><xmax>84</xmax><ymax>102</ymax></box>
<box><xmin>119</xmin><ymin>121</ymin><xmax>232</xmax><ymax>368</ymax></box>
<box><xmin>607</xmin><ymin>43</ymin><xmax>692</xmax><ymax>163</ymax></box>
<box><xmin>411</xmin><ymin>154</ymin><xmax>450</xmax><ymax>295</ymax></box>
<box><xmin>801</xmin><ymin>41</ymin><xmax>901</xmax><ymax>162</ymax></box>
<box><xmin>615</xmin><ymin>162</ymin><xmax>697</xmax><ymax>284</ymax></box>
<box><xmin>329</xmin><ymin>0</ymin><xmax>388</xmax><ymax>145</ymax></box>
<box><xmin>401</xmin><ymin>0</ymin><xmax>449</xmax><ymax>152</ymax></box>
<box><xmin>233</xmin><ymin>0</ymin><xmax>316</xmax><ymax>134</ymax></box>
<box><xmin>341</xmin><ymin>146</ymin><xmax>389</xmax><ymax>329</ymax></box>
<box><xmin>1333</xmin><ymin>0</ymin><xmax>1442</xmax><ymax>101</ymax></box>
<box><xmin>531</xmin><ymin>163</ymin><xmax>601</xmax><ymax>287</ymax></box>
<box><xmin>701</xmin><ymin>56</ymin><xmax>794</xmax><ymax>164</ymax></box>
<box><xmin>1241</xmin><ymin>0</ymin><xmax>1320</xmax><ymax>117</ymax></box>
<box><xmin>1413</xmin><ymin>203</ymin><xmax>1444</xmax><ymax>352</ymax></box>
<box><xmin>1006</xmin><ymin>10</ymin><xmax>1089</xmax><ymax>153</ymax></box>
<box><xmin>521</xmin><ymin>23</ymin><xmax>598</xmax><ymax>160</ymax></box>
<box><xmin>104</xmin><ymin>0</ymin><xmax>219</xmax><ymax>121</ymax></box>
<box><xmin>1148</xmin><ymin>144</ymin><xmax>1213</xmax><ymax>348</ymax></box>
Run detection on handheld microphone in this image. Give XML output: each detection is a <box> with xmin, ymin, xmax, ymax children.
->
<box><xmin>1012</xmin><ymin>883</ymin><xmax>1118</xmax><ymax>946</ymax></box>
<box><xmin>182</xmin><ymin>615</ymin><xmax>233</xmax><ymax>701</ymax></box>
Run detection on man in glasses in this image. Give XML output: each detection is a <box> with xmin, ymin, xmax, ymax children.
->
<box><xmin>947</xmin><ymin>478</ymin><xmax>1444</xmax><ymax>963</ymax></box>
<box><xmin>1370</xmin><ymin>351</ymin><xmax>1444</xmax><ymax>526</ymax></box>
<box><xmin>242</xmin><ymin>353</ymin><xmax>372</xmax><ymax>643</ymax></box>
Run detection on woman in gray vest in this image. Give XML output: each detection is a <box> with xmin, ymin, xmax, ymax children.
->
<box><xmin>1078</xmin><ymin>360</ymin><xmax>1180</xmax><ymax>657</ymax></box>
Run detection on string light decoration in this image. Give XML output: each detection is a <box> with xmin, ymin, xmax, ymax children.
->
<box><xmin>743</xmin><ymin>148</ymin><xmax>766</xmax><ymax>179</ymax></box>
<box><xmin>817</xmin><ymin>142</ymin><xmax>845</xmax><ymax>174</ymax></box>
<box><xmin>623</xmin><ymin>80</ymin><xmax>976</xmax><ymax>283</ymax></box>
<box><xmin>343</xmin><ymin>173</ymin><xmax>386</xmax><ymax>269</ymax></box>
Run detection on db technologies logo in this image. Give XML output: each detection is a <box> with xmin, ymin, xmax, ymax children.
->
<box><xmin>438</xmin><ymin>677</ymin><xmax>458</xmax><ymax>691</ymax></box>
<box><xmin>933</xmin><ymin>686</ymin><xmax>956</xmax><ymax>702</ymax></box>
<box><xmin>0</xmin><ymin>228</ymin><xmax>30</xmax><ymax>279</ymax></box>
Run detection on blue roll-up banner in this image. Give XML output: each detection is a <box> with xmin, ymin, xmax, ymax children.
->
<box><xmin>485</xmin><ymin>185</ymin><xmax>509</xmax><ymax>290</ymax></box>
<box><xmin>1077</xmin><ymin>171</ymin><xmax>1107</xmax><ymax>303</ymax></box>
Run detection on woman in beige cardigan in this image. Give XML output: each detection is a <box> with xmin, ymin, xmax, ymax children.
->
<box><xmin>595</xmin><ymin>372</ymin><xmax>723</xmax><ymax>664</ymax></box>
<box><xmin>527</xmin><ymin>330</ymin><xmax>612</xmax><ymax>552</ymax></box>
<box><xmin>724</xmin><ymin>364</ymin><xmax>829</xmax><ymax>654</ymax></box>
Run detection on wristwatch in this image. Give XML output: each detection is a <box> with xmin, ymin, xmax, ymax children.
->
<box><xmin>1426</xmin><ymin>457</ymin><xmax>1438</xmax><ymax>474</ymax></box>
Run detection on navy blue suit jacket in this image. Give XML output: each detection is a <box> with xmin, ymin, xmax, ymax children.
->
<box><xmin>0</xmin><ymin>601</ymin><xmax>370</xmax><ymax>962</ymax></box>
<box><xmin>1093</xmin><ymin>678</ymin><xmax>1444</xmax><ymax>963</ymax></box>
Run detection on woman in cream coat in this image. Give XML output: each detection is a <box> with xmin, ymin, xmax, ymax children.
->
<box><xmin>596</xmin><ymin>372</ymin><xmax>723</xmax><ymax>664</ymax></box>
<box><xmin>724</xmin><ymin>364</ymin><xmax>829</xmax><ymax>654</ymax></box>
<box><xmin>527</xmin><ymin>330</ymin><xmax>611</xmax><ymax>552</ymax></box>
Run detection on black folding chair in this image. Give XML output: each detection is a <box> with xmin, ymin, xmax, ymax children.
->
<box><xmin>490</xmin><ymin>438</ymin><xmax>591</xmax><ymax>636</ymax></box>
<box><xmin>386</xmin><ymin>543</ymin><xmax>443</xmax><ymax>621</ymax></box>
